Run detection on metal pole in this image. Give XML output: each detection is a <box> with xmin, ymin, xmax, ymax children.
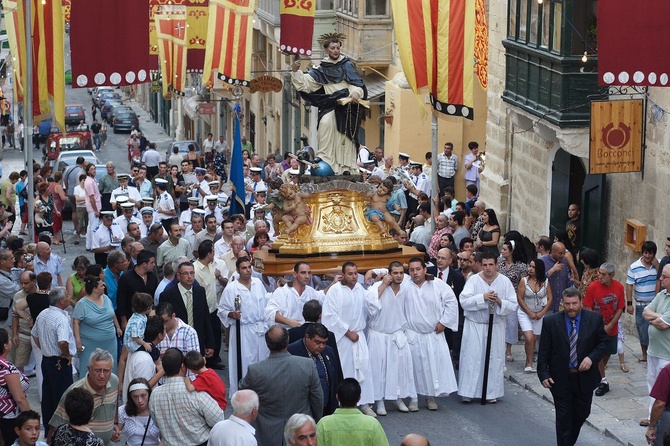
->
<box><xmin>480</xmin><ymin>299</ymin><xmax>496</xmax><ymax>405</ymax></box>
<box><xmin>430</xmin><ymin>112</ymin><xmax>438</xmax><ymax>233</ymax></box>
<box><xmin>24</xmin><ymin>0</ymin><xmax>34</xmax><ymax>241</ymax></box>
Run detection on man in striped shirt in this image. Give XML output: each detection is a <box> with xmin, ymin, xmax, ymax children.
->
<box><xmin>626</xmin><ymin>241</ymin><xmax>659</xmax><ymax>363</ymax></box>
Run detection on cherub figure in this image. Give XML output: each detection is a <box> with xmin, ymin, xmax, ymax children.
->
<box><xmin>257</xmin><ymin>177</ymin><xmax>285</xmax><ymax>236</ymax></box>
<box><xmin>365</xmin><ymin>179</ymin><xmax>403</xmax><ymax>235</ymax></box>
<box><xmin>279</xmin><ymin>183</ymin><xmax>312</xmax><ymax>234</ymax></box>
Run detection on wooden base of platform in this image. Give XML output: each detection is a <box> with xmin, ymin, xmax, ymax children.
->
<box><xmin>253</xmin><ymin>245</ymin><xmax>423</xmax><ymax>276</ymax></box>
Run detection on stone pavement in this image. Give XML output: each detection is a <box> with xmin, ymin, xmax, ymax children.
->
<box><xmin>504</xmin><ymin>335</ymin><xmax>649</xmax><ymax>446</ymax></box>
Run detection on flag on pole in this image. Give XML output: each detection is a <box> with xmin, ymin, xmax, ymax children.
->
<box><xmin>391</xmin><ymin>0</ymin><xmax>476</xmax><ymax>119</ymax></box>
<box><xmin>203</xmin><ymin>0</ymin><xmax>256</xmax><ymax>87</ymax></box>
<box><xmin>4</xmin><ymin>0</ymin><xmax>65</xmax><ymax>128</ymax></box>
<box><xmin>70</xmin><ymin>0</ymin><xmax>151</xmax><ymax>89</ymax></box>
<box><xmin>228</xmin><ymin>104</ymin><xmax>246</xmax><ymax>216</ymax></box>
<box><xmin>155</xmin><ymin>6</ymin><xmax>188</xmax><ymax>98</ymax></box>
<box><xmin>280</xmin><ymin>0</ymin><xmax>316</xmax><ymax>56</ymax></box>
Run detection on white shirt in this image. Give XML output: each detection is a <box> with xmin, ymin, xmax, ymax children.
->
<box><xmin>31</xmin><ymin>306</ymin><xmax>76</xmax><ymax>357</ymax></box>
<box><xmin>202</xmin><ymin>138</ymin><xmax>215</xmax><ymax>154</ymax></box>
<box><xmin>192</xmin><ymin>180</ymin><xmax>211</xmax><ymax>206</ymax></box>
<box><xmin>214</xmin><ymin>237</ymin><xmax>232</xmax><ymax>259</ymax></box>
<box><xmin>156</xmin><ymin>192</ymin><xmax>175</xmax><ymax>221</ymax></box>
<box><xmin>110</xmin><ymin>186</ymin><xmax>142</xmax><ymax>207</ymax></box>
<box><xmin>91</xmin><ymin>222</ymin><xmax>124</xmax><ymax>250</ymax></box>
<box><xmin>74</xmin><ymin>185</ymin><xmax>87</xmax><ymax>208</ymax></box>
<box><xmin>409</xmin><ymin>172</ymin><xmax>431</xmax><ymax>199</ymax></box>
<box><xmin>113</xmin><ymin>215</ymin><xmax>142</xmax><ymax>235</ymax></box>
<box><xmin>208</xmin><ymin>416</ymin><xmax>257</xmax><ymax>446</ymax></box>
<box><xmin>142</xmin><ymin>149</ymin><xmax>162</xmax><ymax>167</ymax></box>
<box><xmin>264</xmin><ymin>284</ymin><xmax>325</xmax><ymax>326</ymax></box>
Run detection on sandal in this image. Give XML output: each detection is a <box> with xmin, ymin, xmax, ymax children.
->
<box><xmin>640</xmin><ymin>419</ymin><xmax>651</xmax><ymax>427</ymax></box>
<box><xmin>52</xmin><ymin>241</ymin><xmax>62</xmax><ymax>245</ymax></box>
<box><xmin>506</xmin><ymin>355</ymin><xmax>514</xmax><ymax>362</ymax></box>
<box><xmin>638</xmin><ymin>358</ymin><xmax>648</xmax><ymax>363</ymax></box>
<box><xmin>620</xmin><ymin>364</ymin><xmax>630</xmax><ymax>373</ymax></box>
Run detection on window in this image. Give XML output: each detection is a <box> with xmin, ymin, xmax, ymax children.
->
<box><xmin>508</xmin><ymin>0</ymin><xmax>564</xmax><ymax>53</ymax></box>
<box><xmin>317</xmin><ymin>0</ymin><xmax>333</xmax><ymax>10</ymax></box>
<box><xmin>365</xmin><ymin>0</ymin><xmax>387</xmax><ymax>17</ymax></box>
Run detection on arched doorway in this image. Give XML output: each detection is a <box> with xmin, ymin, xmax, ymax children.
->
<box><xmin>549</xmin><ymin>148</ymin><xmax>606</xmax><ymax>254</ymax></box>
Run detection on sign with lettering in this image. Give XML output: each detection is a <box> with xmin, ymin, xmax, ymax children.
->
<box><xmin>589</xmin><ymin>99</ymin><xmax>643</xmax><ymax>174</ymax></box>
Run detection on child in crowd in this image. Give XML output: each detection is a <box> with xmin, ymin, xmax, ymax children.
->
<box><xmin>123</xmin><ymin>292</ymin><xmax>154</xmax><ymax>353</ymax></box>
<box><xmin>183</xmin><ymin>350</ymin><xmax>227</xmax><ymax>410</ymax></box>
<box><xmin>12</xmin><ymin>410</ymin><xmax>48</xmax><ymax>446</ymax></box>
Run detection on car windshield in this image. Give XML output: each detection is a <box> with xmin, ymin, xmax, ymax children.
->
<box><xmin>66</xmin><ymin>107</ymin><xmax>83</xmax><ymax>113</ymax></box>
<box><xmin>117</xmin><ymin>113</ymin><xmax>135</xmax><ymax>119</ymax></box>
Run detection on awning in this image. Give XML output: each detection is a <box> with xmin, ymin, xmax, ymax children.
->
<box><xmin>363</xmin><ymin>73</ymin><xmax>387</xmax><ymax>100</ymax></box>
<box><xmin>183</xmin><ymin>95</ymin><xmax>201</xmax><ymax>120</ymax></box>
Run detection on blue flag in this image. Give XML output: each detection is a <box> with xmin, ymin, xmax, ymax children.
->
<box><xmin>229</xmin><ymin>104</ymin><xmax>245</xmax><ymax>216</ymax></box>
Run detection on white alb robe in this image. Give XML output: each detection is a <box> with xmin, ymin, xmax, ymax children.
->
<box><xmin>403</xmin><ymin>278</ymin><xmax>459</xmax><ymax>397</ymax></box>
<box><xmin>264</xmin><ymin>284</ymin><xmax>325</xmax><ymax>327</ymax></box>
<box><xmin>322</xmin><ymin>282</ymin><xmax>374</xmax><ymax>405</ymax></box>
<box><xmin>218</xmin><ymin>277</ymin><xmax>270</xmax><ymax>394</ymax></box>
<box><xmin>458</xmin><ymin>273</ymin><xmax>518</xmax><ymax>399</ymax></box>
<box><xmin>366</xmin><ymin>281</ymin><xmax>417</xmax><ymax>400</ymax></box>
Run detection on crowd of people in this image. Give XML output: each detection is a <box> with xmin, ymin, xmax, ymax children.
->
<box><xmin>0</xmin><ymin>135</ymin><xmax>666</xmax><ymax>446</ymax></box>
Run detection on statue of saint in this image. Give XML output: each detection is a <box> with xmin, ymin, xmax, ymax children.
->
<box><xmin>291</xmin><ymin>38</ymin><xmax>367</xmax><ymax>175</ymax></box>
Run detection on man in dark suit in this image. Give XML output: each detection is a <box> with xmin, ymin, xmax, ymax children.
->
<box><xmin>435</xmin><ymin>247</ymin><xmax>466</xmax><ymax>365</ymax></box>
<box><xmin>288</xmin><ymin>299</ymin><xmax>340</xmax><ymax>357</ymax></box>
<box><xmin>538</xmin><ymin>286</ymin><xmax>609</xmax><ymax>446</ymax></box>
<box><xmin>159</xmin><ymin>261</ymin><xmax>214</xmax><ymax>358</ymax></box>
<box><xmin>240</xmin><ymin>324</ymin><xmax>323</xmax><ymax>446</ymax></box>
<box><xmin>288</xmin><ymin>323</ymin><xmax>343</xmax><ymax>417</ymax></box>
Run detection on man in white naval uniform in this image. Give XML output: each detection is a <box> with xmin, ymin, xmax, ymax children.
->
<box><xmin>155</xmin><ymin>178</ymin><xmax>176</xmax><ymax>230</ymax></box>
<box><xmin>458</xmin><ymin>251</ymin><xmax>518</xmax><ymax>403</ymax></box>
<box><xmin>366</xmin><ymin>261</ymin><xmax>416</xmax><ymax>415</ymax></box>
<box><xmin>91</xmin><ymin>211</ymin><xmax>125</xmax><ymax>267</ymax></box>
<box><xmin>403</xmin><ymin>257</ymin><xmax>458</xmax><ymax>411</ymax></box>
<box><xmin>192</xmin><ymin>167</ymin><xmax>211</xmax><ymax>206</ymax></box>
<box><xmin>110</xmin><ymin>173</ymin><xmax>142</xmax><ymax>211</ymax></box>
<box><xmin>321</xmin><ymin>261</ymin><xmax>376</xmax><ymax>417</ymax></box>
<box><xmin>218</xmin><ymin>256</ymin><xmax>270</xmax><ymax>394</ymax></box>
<box><xmin>114</xmin><ymin>201</ymin><xmax>142</xmax><ymax>235</ymax></box>
<box><xmin>264</xmin><ymin>262</ymin><xmax>328</xmax><ymax>328</ymax></box>
<box><xmin>179</xmin><ymin>197</ymin><xmax>200</xmax><ymax>227</ymax></box>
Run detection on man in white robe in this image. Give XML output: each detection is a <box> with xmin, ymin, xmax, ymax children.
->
<box><xmin>218</xmin><ymin>256</ymin><xmax>269</xmax><ymax>394</ymax></box>
<box><xmin>403</xmin><ymin>257</ymin><xmax>459</xmax><ymax>411</ymax></box>
<box><xmin>322</xmin><ymin>262</ymin><xmax>376</xmax><ymax>417</ymax></box>
<box><xmin>366</xmin><ymin>261</ymin><xmax>417</xmax><ymax>415</ymax></box>
<box><xmin>264</xmin><ymin>262</ymin><xmax>326</xmax><ymax>328</ymax></box>
<box><xmin>458</xmin><ymin>252</ymin><xmax>518</xmax><ymax>403</ymax></box>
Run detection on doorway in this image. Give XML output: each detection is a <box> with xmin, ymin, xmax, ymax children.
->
<box><xmin>549</xmin><ymin>148</ymin><xmax>606</xmax><ymax>254</ymax></box>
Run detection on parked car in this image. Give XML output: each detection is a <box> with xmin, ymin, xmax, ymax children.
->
<box><xmin>101</xmin><ymin>100</ymin><xmax>123</xmax><ymax>121</ymax></box>
<box><xmin>113</xmin><ymin>111</ymin><xmax>140</xmax><ymax>133</ymax></box>
<box><xmin>65</xmin><ymin>69</ymin><xmax>72</xmax><ymax>85</ymax></box>
<box><xmin>54</xmin><ymin>149</ymin><xmax>101</xmax><ymax>173</ymax></box>
<box><xmin>64</xmin><ymin>105</ymin><xmax>86</xmax><ymax>127</ymax></box>
<box><xmin>93</xmin><ymin>87</ymin><xmax>114</xmax><ymax>102</ymax></box>
<box><xmin>97</xmin><ymin>92</ymin><xmax>122</xmax><ymax>108</ymax></box>
<box><xmin>108</xmin><ymin>105</ymin><xmax>133</xmax><ymax>126</ymax></box>
<box><xmin>166</xmin><ymin>140</ymin><xmax>201</xmax><ymax>161</ymax></box>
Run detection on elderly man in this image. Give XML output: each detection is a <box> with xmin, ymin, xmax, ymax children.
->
<box><xmin>240</xmin><ymin>325</ymin><xmax>323</xmax><ymax>446</ymax></box>
<box><xmin>408</xmin><ymin>215</ymin><xmax>431</xmax><ymax>249</ymax></box>
<box><xmin>220</xmin><ymin>235</ymin><xmax>247</xmax><ymax>277</ymax></box>
<box><xmin>98</xmin><ymin>162</ymin><xmax>118</xmax><ymax>211</ymax></box>
<box><xmin>11</xmin><ymin>271</ymin><xmax>36</xmax><ymax>373</ymax></box>
<box><xmin>427</xmin><ymin>214</ymin><xmax>451</xmax><ymax>259</ymax></box>
<box><xmin>31</xmin><ymin>287</ymin><xmax>76</xmax><ymax>431</ymax></box>
<box><xmin>48</xmin><ymin>349</ymin><xmax>119</xmax><ymax>444</ymax></box>
<box><xmin>459</xmin><ymin>252</ymin><xmax>518</xmax><ymax>403</ymax></box>
<box><xmin>0</xmin><ymin>249</ymin><xmax>18</xmax><ymax>329</ymax></box>
<box><xmin>33</xmin><ymin>242</ymin><xmax>63</xmax><ymax>289</ymax></box>
<box><xmin>209</xmin><ymin>390</ymin><xmax>260</xmax><ymax>446</ymax></box>
<box><xmin>219</xmin><ymin>257</ymin><xmax>270</xmax><ymax>393</ymax></box>
<box><xmin>641</xmin><ymin>264</ymin><xmax>670</xmax><ymax>428</ymax></box>
<box><xmin>150</xmin><ymin>348</ymin><xmax>224</xmax><ymax>446</ymax></box>
<box><xmin>284</xmin><ymin>413</ymin><xmax>317</xmax><ymax>446</ymax></box>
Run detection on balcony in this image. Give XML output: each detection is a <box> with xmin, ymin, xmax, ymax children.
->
<box><xmin>335</xmin><ymin>0</ymin><xmax>392</xmax><ymax>67</ymax></box>
<box><xmin>502</xmin><ymin>40</ymin><xmax>601</xmax><ymax>128</ymax></box>
<box><xmin>256</xmin><ymin>0</ymin><xmax>280</xmax><ymax>27</ymax></box>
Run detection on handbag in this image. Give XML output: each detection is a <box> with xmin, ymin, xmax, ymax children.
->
<box><xmin>0</xmin><ymin>306</ymin><xmax>9</xmax><ymax>322</ymax></box>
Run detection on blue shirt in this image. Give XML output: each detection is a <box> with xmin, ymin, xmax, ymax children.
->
<box><xmin>564</xmin><ymin>311</ymin><xmax>582</xmax><ymax>368</ymax></box>
<box><xmin>103</xmin><ymin>266</ymin><xmax>122</xmax><ymax>309</ymax></box>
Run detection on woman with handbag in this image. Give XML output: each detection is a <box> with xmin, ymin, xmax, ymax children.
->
<box><xmin>113</xmin><ymin>378</ymin><xmax>161</xmax><ymax>446</ymax></box>
<box><xmin>0</xmin><ymin>328</ymin><xmax>31</xmax><ymax>444</ymax></box>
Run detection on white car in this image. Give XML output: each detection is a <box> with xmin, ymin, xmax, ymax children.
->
<box><xmin>55</xmin><ymin>149</ymin><xmax>101</xmax><ymax>173</ymax></box>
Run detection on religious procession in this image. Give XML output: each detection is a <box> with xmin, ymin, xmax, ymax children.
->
<box><xmin>0</xmin><ymin>0</ymin><xmax>666</xmax><ymax>445</ymax></box>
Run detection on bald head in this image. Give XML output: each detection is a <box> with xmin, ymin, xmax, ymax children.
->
<box><xmin>401</xmin><ymin>433</ymin><xmax>431</xmax><ymax>446</ymax></box>
<box><xmin>551</xmin><ymin>242</ymin><xmax>566</xmax><ymax>262</ymax></box>
<box><xmin>414</xmin><ymin>215</ymin><xmax>425</xmax><ymax>226</ymax></box>
<box><xmin>663</xmin><ymin>265</ymin><xmax>670</xmax><ymax>292</ymax></box>
<box><xmin>265</xmin><ymin>324</ymin><xmax>289</xmax><ymax>352</ymax></box>
<box><xmin>130</xmin><ymin>242</ymin><xmax>145</xmax><ymax>257</ymax></box>
<box><xmin>36</xmin><ymin>242</ymin><xmax>51</xmax><ymax>260</ymax></box>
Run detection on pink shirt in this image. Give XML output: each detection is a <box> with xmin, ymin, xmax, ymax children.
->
<box><xmin>84</xmin><ymin>176</ymin><xmax>101</xmax><ymax>213</ymax></box>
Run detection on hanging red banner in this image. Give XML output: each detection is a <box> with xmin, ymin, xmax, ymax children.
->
<box><xmin>280</xmin><ymin>0</ymin><xmax>316</xmax><ymax>56</ymax></box>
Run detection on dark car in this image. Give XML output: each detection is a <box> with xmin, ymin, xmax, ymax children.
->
<box><xmin>108</xmin><ymin>105</ymin><xmax>133</xmax><ymax>127</ymax></box>
<box><xmin>64</xmin><ymin>105</ymin><xmax>86</xmax><ymax>127</ymax></box>
<box><xmin>97</xmin><ymin>92</ymin><xmax>122</xmax><ymax>108</ymax></box>
<box><xmin>113</xmin><ymin>112</ymin><xmax>140</xmax><ymax>133</ymax></box>
<box><xmin>101</xmin><ymin>100</ymin><xmax>123</xmax><ymax>121</ymax></box>
<box><xmin>166</xmin><ymin>140</ymin><xmax>201</xmax><ymax>161</ymax></box>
